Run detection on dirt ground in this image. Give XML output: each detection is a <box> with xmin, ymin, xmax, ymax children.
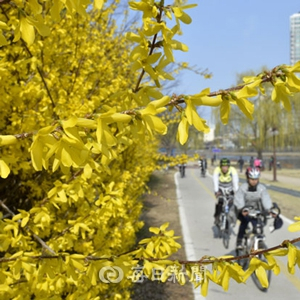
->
<box><xmin>131</xmin><ymin>170</ymin><xmax>195</xmax><ymax>300</ymax></box>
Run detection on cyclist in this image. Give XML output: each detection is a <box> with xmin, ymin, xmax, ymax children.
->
<box><xmin>178</xmin><ymin>163</ymin><xmax>186</xmax><ymax>177</ymax></box>
<box><xmin>233</xmin><ymin>167</ymin><xmax>272</xmax><ymax>250</ymax></box>
<box><xmin>213</xmin><ymin>158</ymin><xmax>239</xmax><ymax>224</ymax></box>
<box><xmin>198</xmin><ymin>156</ymin><xmax>207</xmax><ymax>176</ymax></box>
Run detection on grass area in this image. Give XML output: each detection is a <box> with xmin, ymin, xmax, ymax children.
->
<box><xmin>259</xmin><ymin>168</ymin><xmax>300</xmax><ymax>191</ymax></box>
<box><xmin>268</xmin><ymin>190</ymin><xmax>300</xmax><ymax>221</ymax></box>
<box><xmin>252</xmin><ymin>169</ymin><xmax>300</xmax><ymax>219</ymax></box>
<box><xmin>274</xmin><ymin>169</ymin><xmax>300</xmax><ymax>177</ymax></box>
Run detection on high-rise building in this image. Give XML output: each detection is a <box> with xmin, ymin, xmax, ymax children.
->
<box><xmin>290</xmin><ymin>12</ymin><xmax>300</xmax><ymax>65</ymax></box>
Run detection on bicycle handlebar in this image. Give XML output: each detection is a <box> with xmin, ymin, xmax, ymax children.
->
<box><xmin>242</xmin><ymin>206</ymin><xmax>263</xmax><ymax>218</ymax></box>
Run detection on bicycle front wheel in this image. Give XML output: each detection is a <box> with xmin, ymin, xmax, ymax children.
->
<box><xmin>251</xmin><ymin>241</ymin><xmax>272</xmax><ymax>292</ymax></box>
<box><xmin>236</xmin><ymin>245</ymin><xmax>248</xmax><ymax>270</ymax></box>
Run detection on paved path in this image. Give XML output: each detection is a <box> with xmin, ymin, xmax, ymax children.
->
<box><xmin>175</xmin><ymin>167</ymin><xmax>300</xmax><ymax>300</ymax></box>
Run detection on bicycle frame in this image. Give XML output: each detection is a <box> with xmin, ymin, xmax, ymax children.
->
<box><xmin>218</xmin><ymin>186</ymin><xmax>234</xmax><ymax>229</ymax></box>
<box><xmin>237</xmin><ymin>208</ymin><xmax>271</xmax><ymax>291</ymax></box>
<box><xmin>242</xmin><ymin>209</ymin><xmax>265</xmax><ymax>249</ymax></box>
<box><xmin>220</xmin><ymin>198</ymin><xmax>231</xmax><ymax>230</ymax></box>
<box><xmin>217</xmin><ymin>187</ymin><xmax>234</xmax><ymax>248</ymax></box>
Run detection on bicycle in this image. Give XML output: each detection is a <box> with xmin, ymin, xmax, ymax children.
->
<box><xmin>235</xmin><ymin>205</ymin><xmax>281</xmax><ymax>292</ymax></box>
<box><xmin>215</xmin><ymin>186</ymin><xmax>234</xmax><ymax>249</ymax></box>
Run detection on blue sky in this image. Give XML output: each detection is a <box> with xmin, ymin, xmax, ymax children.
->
<box><xmin>168</xmin><ymin>0</ymin><xmax>300</xmax><ymax>122</ymax></box>
<box><xmin>173</xmin><ymin>0</ymin><xmax>300</xmax><ymax>95</ymax></box>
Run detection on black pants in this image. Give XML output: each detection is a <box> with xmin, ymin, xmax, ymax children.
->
<box><xmin>237</xmin><ymin>213</ymin><xmax>258</xmax><ymax>239</ymax></box>
<box><xmin>214</xmin><ymin>194</ymin><xmax>233</xmax><ymax>218</ymax></box>
<box><xmin>214</xmin><ymin>198</ymin><xmax>223</xmax><ymax>218</ymax></box>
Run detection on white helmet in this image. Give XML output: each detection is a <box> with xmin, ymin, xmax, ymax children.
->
<box><xmin>246</xmin><ymin>167</ymin><xmax>260</xmax><ymax>179</ymax></box>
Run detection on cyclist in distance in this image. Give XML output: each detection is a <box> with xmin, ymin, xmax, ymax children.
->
<box><xmin>198</xmin><ymin>155</ymin><xmax>207</xmax><ymax>176</ymax></box>
<box><xmin>213</xmin><ymin>158</ymin><xmax>239</xmax><ymax>224</ymax></box>
<box><xmin>233</xmin><ymin>167</ymin><xmax>272</xmax><ymax>250</ymax></box>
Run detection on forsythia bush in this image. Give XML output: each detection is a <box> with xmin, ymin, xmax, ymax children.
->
<box><xmin>0</xmin><ymin>0</ymin><xmax>300</xmax><ymax>298</ymax></box>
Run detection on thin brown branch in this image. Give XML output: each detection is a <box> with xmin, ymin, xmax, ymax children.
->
<box><xmin>1</xmin><ymin>236</ymin><xmax>299</xmax><ymax>265</ymax></box>
<box><xmin>21</xmin><ymin>41</ymin><xmax>58</xmax><ymax>119</ymax></box>
<box><xmin>133</xmin><ymin>6</ymin><xmax>163</xmax><ymax>93</ymax></box>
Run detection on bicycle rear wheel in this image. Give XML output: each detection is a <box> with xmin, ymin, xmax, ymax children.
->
<box><xmin>222</xmin><ymin>220</ymin><xmax>230</xmax><ymax>249</ymax></box>
<box><xmin>251</xmin><ymin>241</ymin><xmax>271</xmax><ymax>292</ymax></box>
<box><xmin>216</xmin><ymin>224</ymin><xmax>222</xmax><ymax>238</ymax></box>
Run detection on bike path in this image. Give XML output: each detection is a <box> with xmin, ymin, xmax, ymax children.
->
<box><xmin>175</xmin><ymin>167</ymin><xmax>300</xmax><ymax>300</ymax></box>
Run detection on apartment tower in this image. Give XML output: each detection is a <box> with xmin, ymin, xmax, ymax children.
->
<box><xmin>290</xmin><ymin>12</ymin><xmax>300</xmax><ymax>65</ymax></box>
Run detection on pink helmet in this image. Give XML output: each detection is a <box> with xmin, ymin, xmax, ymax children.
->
<box><xmin>246</xmin><ymin>167</ymin><xmax>260</xmax><ymax>179</ymax></box>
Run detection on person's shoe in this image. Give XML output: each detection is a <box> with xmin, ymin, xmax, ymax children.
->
<box><xmin>236</xmin><ymin>239</ymin><xmax>243</xmax><ymax>250</ymax></box>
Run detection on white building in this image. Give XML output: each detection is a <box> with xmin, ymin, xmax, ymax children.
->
<box><xmin>204</xmin><ymin>126</ymin><xmax>215</xmax><ymax>142</ymax></box>
<box><xmin>290</xmin><ymin>12</ymin><xmax>300</xmax><ymax>65</ymax></box>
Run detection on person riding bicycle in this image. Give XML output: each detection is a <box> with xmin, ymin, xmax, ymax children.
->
<box><xmin>213</xmin><ymin>158</ymin><xmax>239</xmax><ymax>224</ymax></box>
<box><xmin>198</xmin><ymin>156</ymin><xmax>207</xmax><ymax>176</ymax></box>
<box><xmin>233</xmin><ymin>167</ymin><xmax>272</xmax><ymax>250</ymax></box>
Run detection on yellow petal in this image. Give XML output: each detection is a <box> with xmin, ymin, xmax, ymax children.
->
<box><xmin>50</xmin><ymin>0</ymin><xmax>63</xmax><ymax>22</ymax></box>
<box><xmin>94</xmin><ymin>0</ymin><xmax>104</xmax><ymax>10</ymax></box>
<box><xmin>220</xmin><ymin>100</ymin><xmax>230</xmax><ymax>124</ymax></box>
<box><xmin>288</xmin><ymin>221</ymin><xmax>300</xmax><ymax>232</ymax></box>
<box><xmin>172</xmin><ymin>7</ymin><xmax>192</xmax><ymax>24</ymax></box>
<box><xmin>143</xmin><ymin>115</ymin><xmax>167</xmax><ymax>135</ymax></box>
<box><xmin>30</xmin><ymin>138</ymin><xmax>43</xmax><ymax>171</ymax></box>
<box><xmin>236</xmin><ymin>98</ymin><xmax>254</xmax><ymax>120</ymax></box>
<box><xmin>286</xmin><ymin>72</ymin><xmax>300</xmax><ymax>91</ymax></box>
<box><xmin>264</xmin><ymin>253</ymin><xmax>280</xmax><ymax>275</ymax></box>
<box><xmin>272</xmin><ymin>83</ymin><xmax>291</xmax><ymax>111</ymax></box>
<box><xmin>0</xmin><ymin>135</ymin><xmax>17</xmax><ymax>146</ymax></box>
<box><xmin>0</xmin><ymin>21</ymin><xmax>9</xmax><ymax>30</ymax></box>
<box><xmin>27</xmin><ymin>15</ymin><xmax>50</xmax><ymax>37</ymax></box>
<box><xmin>201</xmin><ymin>276</ymin><xmax>209</xmax><ymax>297</ymax></box>
<box><xmin>236</xmin><ymin>85</ymin><xmax>258</xmax><ymax>98</ymax></box>
<box><xmin>20</xmin><ymin>17</ymin><xmax>35</xmax><ymax>45</ymax></box>
<box><xmin>150</xmin><ymin>96</ymin><xmax>170</xmax><ymax>108</ymax></box>
<box><xmin>0</xmin><ymin>33</ymin><xmax>8</xmax><ymax>46</ymax></box>
<box><xmin>287</xmin><ymin>243</ymin><xmax>297</xmax><ymax>274</ymax></box>
<box><xmin>0</xmin><ymin>159</ymin><xmax>10</xmax><ymax>178</ymax></box>
<box><xmin>171</xmin><ymin>40</ymin><xmax>188</xmax><ymax>51</ymax></box>
<box><xmin>177</xmin><ymin>117</ymin><xmax>189</xmax><ymax>145</ymax></box>
<box><xmin>28</xmin><ymin>0</ymin><xmax>42</xmax><ymax>14</ymax></box>
<box><xmin>255</xmin><ymin>265</ymin><xmax>269</xmax><ymax>288</ymax></box>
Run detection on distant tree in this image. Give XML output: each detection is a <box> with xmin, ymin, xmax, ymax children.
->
<box><xmin>213</xmin><ymin>69</ymin><xmax>300</xmax><ymax>158</ymax></box>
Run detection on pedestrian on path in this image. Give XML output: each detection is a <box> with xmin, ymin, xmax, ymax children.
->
<box><xmin>249</xmin><ymin>156</ymin><xmax>254</xmax><ymax>167</ymax></box>
<box><xmin>237</xmin><ymin>156</ymin><xmax>244</xmax><ymax>173</ymax></box>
